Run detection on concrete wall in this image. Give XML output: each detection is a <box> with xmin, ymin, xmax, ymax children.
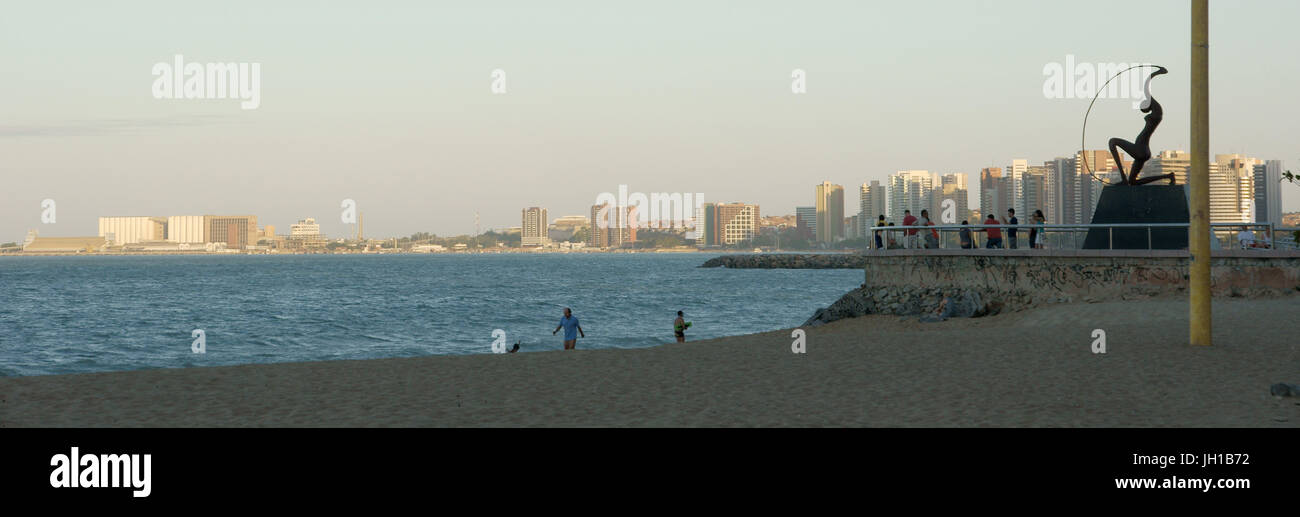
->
<box><xmin>803</xmin><ymin>253</ymin><xmax>1300</xmax><ymax>325</ymax></box>
<box><xmin>865</xmin><ymin>255</ymin><xmax>1300</xmax><ymax>298</ymax></box>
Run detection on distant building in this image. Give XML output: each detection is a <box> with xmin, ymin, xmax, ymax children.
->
<box><xmin>889</xmin><ymin>171</ymin><xmax>935</xmax><ymax>223</ymax></box>
<box><xmin>588</xmin><ymin>203</ymin><xmax>636</xmax><ymax>248</ymax></box>
<box><xmin>1007</xmin><ymin>159</ymin><xmax>1028</xmax><ymax>216</ymax></box>
<box><xmin>23</xmin><ymin>235</ymin><xmax>108</xmax><ymax>253</ymax></box>
<box><xmin>551</xmin><ymin>215</ymin><xmax>589</xmax><ymax>231</ymax></box>
<box><xmin>815</xmin><ymin>182</ymin><xmax>844</xmax><ymax>244</ymax></box>
<box><xmin>1022</xmin><ymin>166</ymin><xmax>1048</xmax><ymax>218</ymax></box>
<box><xmin>700</xmin><ymin>203</ymin><xmax>760</xmax><ymax>246</ymax></box>
<box><xmin>844</xmin><ymin>215</ymin><xmax>862</xmax><ymax>240</ymax></box>
<box><xmin>167</xmin><ymin>215</ymin><xmax>207</xmax><ymax>243</ymax></box>
<box><xmin>290</xmin><ymin>218</ymin><xmax>322</xmax><ymax>238</ymax></box>
<box><xmin>206</xmin><ymin>215</ymin><xmax>259</xmax><ymax>249</ymax></box>
<box><xmin>759</xmin><ymin>214</ymin><xmax>796</xmax><ymax>230</ymax></box>
<box><xmin>1044</xmin><ymin>157</ymin><xmax>1075</xmax><ymax>225</ymax></box>
<box><xmin>859</xmin><ymin>181</ymin><xmax>887</xmax><ymax>235</ymax></box>
<box><xmin>795</xmin><ymin>206</ymin><xmax>817</xmax><ymax>237</ymax></box>
<box><xmin>521</xmin><ymin>207</ymin><xmax>550</xmax><ymax>247</ymax></box>
<box><xmin>1074</xmin><ymin>150</ymin><xmax>1123</xmax><ymax>224</ymax></box>
<box><xmin>979</xmin><ymin>167</ymin><xmax>1006</xmax><ymax>223</ymax></box>
<box><xmin>1213</xmin><ymin>154</ymin><xmax>1259</xmax><ymax>224</ymax></box>
<box><xmin>1254</xmin><ymin>160</ymin><xmax>1284</xmax><ymax>225</ymax></box>
<box><xmin>98</xmin><ymin>216</ymin><xmax>167</xmax><ymax>245</ymax></box>
<box><xmin>934</xmin><ymin>173</ymin><xmax>969</xmax><ymax>224</ymax></box>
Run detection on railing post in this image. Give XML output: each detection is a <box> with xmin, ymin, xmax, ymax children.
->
<box><xmin>1148</xmin><ymin>226</ymin><xmax>1153</xmax><ymax>250</ymax></box>
<box><xmin>1108</xmin><ymin>227</ymin><xmax>1113</xmax><ymax>250</ymax></box>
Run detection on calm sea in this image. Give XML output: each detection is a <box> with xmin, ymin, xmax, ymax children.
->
<box><xmin>0</xmin><ymin>253</ymin><xmax>861</xmax><ymax>376</ymax></box>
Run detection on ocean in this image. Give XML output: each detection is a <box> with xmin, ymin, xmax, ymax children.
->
<box><xmin>0</xmin><ymin>253</ymin><xmax>862</xmax><ymax>376</ymax></box>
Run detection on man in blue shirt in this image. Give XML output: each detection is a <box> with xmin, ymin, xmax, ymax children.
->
<box><xmin>553</xmin><ymin>307</ymin><xmax>585</xmax><ymax>350</ymax></box>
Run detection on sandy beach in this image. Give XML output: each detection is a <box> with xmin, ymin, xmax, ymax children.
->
<box><xmin>2</xmin><ymin>297</ymin><xmax>1297</xmax><ymax>427</ymax></box>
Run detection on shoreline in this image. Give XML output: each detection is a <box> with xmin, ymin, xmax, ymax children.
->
<box><xmin>3</xmin><ymin>298</ymin><xmax>1296</xmax><ymax>427</ymax></box>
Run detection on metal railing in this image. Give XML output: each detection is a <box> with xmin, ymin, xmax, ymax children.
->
<box><xmin>865</xmin><ymin>222</ymin><xmax>1298</xmax><ymax>251</ymax></box>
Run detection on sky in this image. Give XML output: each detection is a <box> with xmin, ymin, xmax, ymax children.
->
<box><xmin>2</xmin><ymin>0</ymin><xmax>1298</xmax><ymax>241</ymax></box>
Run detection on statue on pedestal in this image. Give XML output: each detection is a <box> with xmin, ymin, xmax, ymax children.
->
<box><xmin>1110</xmin><ymin>66</ymin><xmax>1176</xmax><ymax>186</ymax></box>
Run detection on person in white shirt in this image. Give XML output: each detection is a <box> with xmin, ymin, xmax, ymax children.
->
<box><xmin>1237</xmin><ymin>226</ymin><xmax>1256</xmax><ymax>249</ymax></box>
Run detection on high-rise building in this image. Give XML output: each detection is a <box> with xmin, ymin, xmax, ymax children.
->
<box><xmin>1007</xmin><ymin>159</ymin><xmax>1029</xmax><ymax>215</ymax></box>
<box><xmin>1214</xmin><ymin>154</ymin><xmax>1260</xmax><ymax>224</ymax></box>
<box><xmin>1150</xmin><ymin>151</ymin><xmax>1262</xmax><ymax>224</ymax></box>
<box><xmin>1074</xmin><ymin>150</ymin><xmax>1122</xmax><ymax>224</ymax></box>
<box><xmin>815</xmin><ymin>182</ymin><xmax>844</xmax><ymax>243</ymax></box>
<box><xmin>979</xmin><ymin>167</ymin><xmax>1007</xmax><ymax>222</ymax></box>
<box><xmin>700</xmin><ymin>203</ymin><xmax>760</xmax><ymax>246</ymax></box>
<box><xmin>888</xmin><ymin>171</ymin><xmax>936</xmax><ymax>223</ymax></box>
<box><xmin>795</xmin><ymin>206</ymin><xmax>817</xmax><ymax>238</ymax></box>
<box><xmin>933</xmin><ymin>173</ymin><xmax>969</xmax><ymax>224</ymax></box>
<box><xmin>588</xmin><ymin>203</ymin><xmax>635</xmax><ymax>248</ymax></box>
<box><xmin>1254</xmin><ymin>160</ymin><xmax>1284</xmax><ymax>225</ymax></box>
<box><xmin>1022</xmin><ymin>166</ymin><xmax>1049</xmax><ymax>218</ymax></box>
<box><xmin>521</xmin><ymin>207</ymin><xmax>550</xmax><ymax>247</ymax></box>
<box><xmin>859</xmin><ymin>181</ymin><xmax>887</xmax><ymax>235</ymax></box>
<box><xmin>1150</xmin><ymin>150</ymin><xmax>1192</xmax><ymax>185</ymax></box>
<box><xmin>844</xmin><ymin>215</ymin><xmax>862</xmax><ymax>240</ymax></box>
<box><xmin>1044</xmin><ymin>157</ymin><xmax>1075</xmax><ymax>225</ymax></box>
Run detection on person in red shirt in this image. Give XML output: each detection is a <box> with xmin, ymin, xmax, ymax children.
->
<box><xmin>983</xmin><ymin>214</ymin><xmax>1003</xmax><ymax>248</ymax></box>
<box><xmin>902</xmin><ymin>210</ymin><xmax>918</xmax><ymax>249</ymax></box>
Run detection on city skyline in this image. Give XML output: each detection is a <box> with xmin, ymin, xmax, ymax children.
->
<box><xmin>15</xmin><ymin>144</ymin><xmax>1293</xmax><ymax>247</ymax></box>
<box><xmin>3</xmin><ymin>1</ymin><xmax>1298</xmax><ymax>242</ymax></box>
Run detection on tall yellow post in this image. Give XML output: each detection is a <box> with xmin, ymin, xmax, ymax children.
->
<box><xmin>1189</xmin><ymin>0</ymin><xmax>1212</xmax><ymax>346</ymax></box>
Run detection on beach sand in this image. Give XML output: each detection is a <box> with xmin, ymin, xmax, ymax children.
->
<box><xmin>2</xmin><ymin>298</ymin><xmax>1298</xmax><ymax>427</ymax></box>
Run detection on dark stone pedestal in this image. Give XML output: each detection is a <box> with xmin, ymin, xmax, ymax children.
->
<box><xmin>1083</xmin><ymin>185</ymin><xmax>1189</xmax><ymax>250</ymax></box>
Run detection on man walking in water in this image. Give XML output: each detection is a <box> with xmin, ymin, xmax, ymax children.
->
<box><xmin>553</xmin><ymin>307</ymin><xmax>584</xmax><ymax>350</ymax></box>
<box><xmin>674</xmin><ymin>311</ymin><xmax>692</xmax><ymax>343</ymax></box>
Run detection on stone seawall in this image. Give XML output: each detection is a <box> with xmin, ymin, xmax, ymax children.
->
<box><xmin>700</xmin><ymin>254</ymin><xmax>867</xmax><ymax>269</ymax></box>
<box><xmin>803</xmin><ymin>254</ymin><xmax>1300</xmax><ymax>326</ymax></box>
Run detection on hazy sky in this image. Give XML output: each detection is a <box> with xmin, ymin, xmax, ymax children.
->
<box><xmin>3</xmin><ymin>0</ymin><xmax>1297</xmax><ymax>241</ymax></box>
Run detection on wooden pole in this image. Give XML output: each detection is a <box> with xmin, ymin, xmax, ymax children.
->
<box><xmin>1190</xmin><ymin>0</ymin><xmax>1212</xmax><ymax>346</ymax></box>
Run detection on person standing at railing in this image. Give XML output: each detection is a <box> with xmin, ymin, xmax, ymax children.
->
<box><xmin>1001</xmin><ymin>208</ymin><xmax>1019</xmax><ymax>249</ymax></box>
<box><xmin>1030</xmin><ymin>210</ymin><xmax>1046</xmax><ymax>249</ymax></box>
<box><xmin>920</xmin><ymin>210</ymin><xmax>940</xmax><ymax>249</ymax></box>
<box><xmin>959</xmin><ymin>221</ymin><xmax>974</xmax><ymax>249</ymax></box>
<box><xmin>874</xmin><ymin>214</ymin><xmax>886</xmax><ymax>250</ymax></box>
<box><xmin>887</xmin><ymin>223</ymin><xmax>900</xmax><ymax>249</ymax></box>
<box><xmin>983</xmin><ymin>214</ymin><xmax>1003</xmax><ymax>249</ymax></box>
<box><xmin>902</xmin><ymin>210</ymin><xmax>919</xmax><ymax>249</ymax></box>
